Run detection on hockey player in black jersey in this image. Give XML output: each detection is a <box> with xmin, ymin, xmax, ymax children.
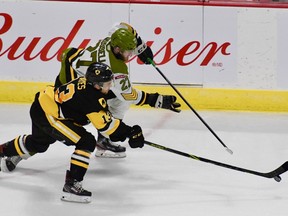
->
<box><xmin>0</xmin><ymin>62</ymin><xmax>145</xmax><ymax>203</ymax></box>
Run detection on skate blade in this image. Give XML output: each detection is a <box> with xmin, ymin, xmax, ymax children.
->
<box><xmin>61</xmin><ymin>192</ymin><xmax>91</xmax><ymax>203</ymax></box>
<box><xmin>95</xmin><ymin>150</ymin><xmax>126</xmax><ymax>158</ymax></box>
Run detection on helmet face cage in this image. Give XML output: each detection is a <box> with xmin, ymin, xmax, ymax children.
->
<box><xmin>86</xmin><ymin>62</ymin><xmax>113</xmax><ymax>87</ymax></box>
<box><xmin>111</xmin><ymin>28</ymin><xmax>137</xmax><ymax>51</ymax></box>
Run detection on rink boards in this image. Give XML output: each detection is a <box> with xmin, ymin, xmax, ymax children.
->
<box><xmin>1</xmin><ymin>80</ymin><xmax>288</xmax><ymax>112</ymax></box>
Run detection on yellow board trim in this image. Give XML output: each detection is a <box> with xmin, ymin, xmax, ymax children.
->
<box><xmin>135</xmin><ymin>85</ymin><xmax>288</xmax><ymax>112</ymax></box>
<box><xmin>1</xmin><ymin>81</ymin><xmax>288</xmax><ymax>112</ymax></box>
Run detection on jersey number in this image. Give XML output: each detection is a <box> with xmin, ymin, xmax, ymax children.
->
<box><xmin>57</xmin><ymin>78</ymin><xmax>87</xmax><ymax>103</ymax></box>
<box><xmin>120</xmin><ymin>76</ymin><xmax>131</xmax><ymax>91</ymax></box>
<box><xmin>75</xmin><ymin>45</ymin><xmax>98</xmax><ymax>69</ymax></box>
<box><xmin>58</xmin><ymin>83</ymin><xmax>75</xmax><ymax>102</ymax></box>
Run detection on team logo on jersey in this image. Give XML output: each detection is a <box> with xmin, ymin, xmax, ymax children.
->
<box><xmin>98</xmin><ymin>98</ymin><xmax>107</xmax><ymax>108</ymax></box>
<box><xmin>94</xmin><ymin>69</ymin><xmax>101</xmax><ymax>75</ymax></box>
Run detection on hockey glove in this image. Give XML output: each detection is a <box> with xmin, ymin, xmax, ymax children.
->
<box><xmin>128</xmin><ymin>125</ymin><xmax>144</xmax><ymax>148</ymax></box>
<box><xmin>138</xmin><ymin>46</ymin><xmax>154</xmax><ymax>64</ymax></box>
<box><xmin>154</xmin><ymin>94</ymin><xmax>181</xmax><ymax>113</ymax></box>
<box><xmin>135</xmin><ymin>36</ymin><xmax>154</xmax><ymax>64</ymax></box>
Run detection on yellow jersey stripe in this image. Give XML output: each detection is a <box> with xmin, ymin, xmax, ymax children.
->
<box><xmin>14</xmin><ymin>136</ymin><xmax>24</xmax><ymax>156</ymax></box>
<box><xmin>46</xmin><ymin>114</ymin><xmax>81</xmax><ymax>143</ymax></box>
<box><xmin>121</xmin><ymin>88</ymin><xmax>138</xmax><ymax>101</ymax></box>
<box><xmin>138</xmin><ymin>92</ymin><xmax>147</xmax><ymax>106</ymax></box>
<box><xmin>68</xmin><ymin>49</ymin><xmax>83</xmax><ymax>80</ymax></box>
<box><xmin>71</xmin><ymin>159</ymin><xmax>89</xmax><ymax>169</ymax></box>
<box><xmin>103</xmin><ymin>119</ymin><xmax>120</xmax><ymax>136</ymax></box>
<box><xmin>75</xmin><ymin>149</ymin><xmax>91</xmax><ymax>158</ymax></box>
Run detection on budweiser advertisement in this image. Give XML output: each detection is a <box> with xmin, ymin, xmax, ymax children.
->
<box><xmin>2</xmin><ymin>1</ymin><xmax>236</xmax><ymax>86</ymax></box>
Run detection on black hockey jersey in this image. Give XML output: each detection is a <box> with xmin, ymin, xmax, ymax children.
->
<box><xmin>38</xmin><ymin>77</ymin><xmax>130</xmax><ymax>141</ymax></box>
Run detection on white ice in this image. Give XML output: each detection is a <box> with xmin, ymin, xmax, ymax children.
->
<box><xmin>0</xmin><ymin>104</ymin><xmax>288</xmax><ymax>216</ymax></box>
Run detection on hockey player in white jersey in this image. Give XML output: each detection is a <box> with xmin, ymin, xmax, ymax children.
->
<box><xmin>55</xmin><ymin>22</ymin><xmax>181</xmax><ymax>158</ymax></box>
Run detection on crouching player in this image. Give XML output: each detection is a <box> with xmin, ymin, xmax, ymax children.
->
<box><xmin>0</xmin><ymin>62</ymin><xmax>145</xmax><ymax>203</ymax></box>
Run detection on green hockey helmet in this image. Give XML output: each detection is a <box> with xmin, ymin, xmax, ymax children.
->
<box><xmin>110</xmin><ymin>28</ymin><xmax>137</xmax><ymax>51</ymax></box>
<box><xmin>86</xmin><ymin>62</ymin><xmax>113</xmax><ymax>86</ymax></box>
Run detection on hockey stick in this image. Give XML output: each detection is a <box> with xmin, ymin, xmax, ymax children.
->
<box><xmin>147</xmin><ymin>58</ymin><xmax>233</xmax><ymax>155</ymax></box>
<box><xmin>144</xmin><ymin>140</ymin><xmax>288</xmax><ymax>181</ymax></box>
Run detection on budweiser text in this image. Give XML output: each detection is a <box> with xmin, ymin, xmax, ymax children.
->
<box><xmin>0</xmin><ymin>13</ymin><xmax>231</xmax><ymax>66</ymax></box>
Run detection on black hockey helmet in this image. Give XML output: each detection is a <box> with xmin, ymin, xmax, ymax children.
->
<box><xmin>85</xmin><ymin>62</ymin><xmax>113</xmax><ymax>86</ymax></box>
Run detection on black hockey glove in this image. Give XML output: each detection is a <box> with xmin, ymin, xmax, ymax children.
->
<box><xmin>128</xmin><ymin>125</ymin><xmax>144</xmax><ymax>148</ymax></box>
<box><xmin>138</xmin><ymin>46</ymin><xmax>154</xmax><ymax>65</ymax></box>
<box><xmin>135</xmin><ymin>36</ymin><xmax>154</xmax><ymax>65</ymax></box>
<box><xmin>154</xmin><ymin>93</ymin><xmax>181</xmax><ymax>113</ymax></box>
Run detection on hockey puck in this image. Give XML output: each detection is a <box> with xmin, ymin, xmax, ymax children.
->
<box><xmin>274</xmin><ymin>176</ymin><xmax>281</xmax><ymax>182</ymax></box>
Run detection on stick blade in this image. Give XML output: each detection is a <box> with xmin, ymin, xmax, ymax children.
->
<box><xmin>274</xmin><ymin>175</ymin><xmax>281</xmax><ymax>182</ymax></box>
<box><xmin>269</xmin><ymin>161</ymin><xmax>288</xmax><ymax>181</ymax></box>
<box><xmin>226</xmin><ymin>147</ymin><xmax>233</xmax><ymax>155</ymax></box>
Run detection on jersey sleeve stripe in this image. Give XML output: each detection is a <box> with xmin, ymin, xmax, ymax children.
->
<box><xmin>136</xmin><ymin>91</ymin><xmax>147</xmax><ymax>106</ymax></box>
<box><xmin>45</xmin><ymin>114</ymin><xmax>81</xmax><ymax>143</ymax></box>
<box><xmin>121</xmin><ymin>88</ymin><xmax>138</xmax><ymax>100</ymax></box>
<box><xmin>99</xmin><ymin>119</ymin><xmax>121</xmax><ymax>137</ymax></box>
<box><xmin>68</xmin><ymin>48</ymin><xmax>84</xmax><ymax>80</ymax></box>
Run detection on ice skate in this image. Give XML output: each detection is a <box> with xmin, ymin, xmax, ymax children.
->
<box><xmin>0</xmin><ymin>156</ymin><xmax>22</xmax><ymax>172</ymax></box>
<box><xmin>95</xmin><ymin>133</ymin><xmax>126</xmax><ymax>158</ymax></box>
<box><xmin>61</xmin><ymin>170</ymin><xmax>92</xmax><ymax>203</ymax></box>
<box><xmin>95</xmin><ymin>138</ymin><xmax>126</xmax><ymax>158</ymax></box>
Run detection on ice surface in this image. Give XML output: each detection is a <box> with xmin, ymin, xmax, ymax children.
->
<box><xmin>0</xmin><ymin>104</ymin><xmax>287</xmax><ymax>216</ymax></box>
